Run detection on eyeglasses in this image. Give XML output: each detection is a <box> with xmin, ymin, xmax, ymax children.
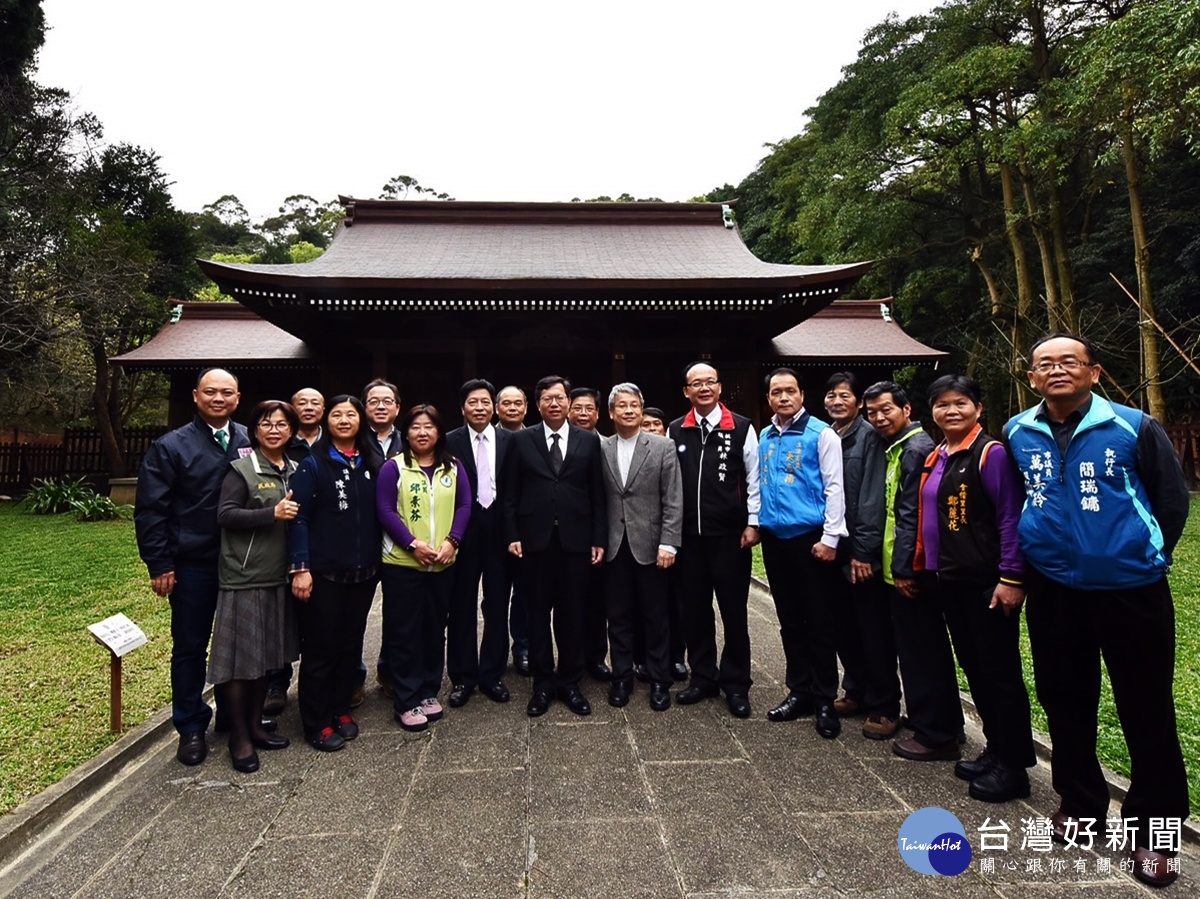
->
<box><xmin>366</xmin><ymin>398</ymin><xmax>397</xmax><ymax>408</ymax></box>
<box><xmin>687</xmin><ymin>379</ymin><xmax>719</xmax><ymax>389</ymax></box>
<box><xmin>257</xmin><ymin>421</ymin><xmax>291</xmax><ymax>431</ymax></box>
<box><xmin>1031</xmin><ymin>359</ymin><xmax>1094</xmax><ymax>374</ymax></box>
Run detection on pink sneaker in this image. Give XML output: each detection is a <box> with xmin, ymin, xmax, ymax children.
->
<box><xmin>420</xmin><ymin>697</ymin><xmax>444</xmax><ymax>722</ymax></box>
<box><xmin>395</xmin><ymin>707</ymin><xmax>428</xmax><ymax>732</ymax></box>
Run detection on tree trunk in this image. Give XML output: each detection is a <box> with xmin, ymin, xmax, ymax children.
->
<box><xmin>1122</xmin><ymin>107</ymin><xmax>1167</xmax><ymax>422</ymax></box>
<box><xmin>1046</xmin><ymin>181</ymin><xmax>1079</xmax><ymax>333</ymax></box>
<box><xmin>90</xmin><ymin>341</ymin><xmax>128</xmax><ymax>478</ymax></box>
<box><xmin>998</xmin><ymin>159</ymin><xmax>1035</xmax><ymax>408</ymax></box>
<box><xmin>1017</xmin><ymin>155</ymin><xmax>1063</xmax><ymax>332</ymax></box>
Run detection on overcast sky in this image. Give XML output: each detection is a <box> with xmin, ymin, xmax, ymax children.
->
<box><xmin>37</xmin><ymin>0</ymin><xmax>935</xmax><ymax>222</ymax></box>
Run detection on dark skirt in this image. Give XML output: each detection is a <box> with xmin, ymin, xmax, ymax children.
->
<box><xmin>207</xmin><ymin>586</ymin><xmax>299</xmax><ymax>683</ymax></box>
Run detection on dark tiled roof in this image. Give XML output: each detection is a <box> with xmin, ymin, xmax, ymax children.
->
<box><xmin>111</xmin><ymin>302</ymin><xmax>313</xmax><ymax>369</ymax></box>
<box><xmin>197</xmin><ymin>201</ymin><xmax>872</xmax><ymax>310</ymax></box>
<box><xmin>771</xmin><ymin>299</ymin><xmax>947</xmax><ymax>362</ymax></box>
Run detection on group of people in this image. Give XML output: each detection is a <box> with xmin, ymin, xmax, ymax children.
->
<box><xmin>134</xmin><ymin>332</ymin><xmax>1188</xmax><ymax>888</ymax></box>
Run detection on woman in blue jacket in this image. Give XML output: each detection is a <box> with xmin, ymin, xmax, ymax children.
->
<box><xmin>288</xmin><ymin>395</ymin><xmax>381</xmax><ymax>752</ymax></box>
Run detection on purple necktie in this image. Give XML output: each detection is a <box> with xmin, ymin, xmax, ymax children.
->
<box><xmin>476</xmin><ymin>432</ymin><xmax>493</xmax><ymax>508</ymax></box>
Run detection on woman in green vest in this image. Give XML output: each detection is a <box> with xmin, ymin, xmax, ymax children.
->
<box><xmin>376</xmin><ymin>404</ymin><xmax>473</xmax><ymax>731</ymax></box>
<box><xmin>210</xmin><ymin>400</ymin><xmax>300</xmax><ymax>773</ymax></box>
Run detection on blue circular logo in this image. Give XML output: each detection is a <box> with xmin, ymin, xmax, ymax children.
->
<box><xmin>897</xmin><ymin>807</ymin><xmax>972</xmax><ymax>876</ymax></box>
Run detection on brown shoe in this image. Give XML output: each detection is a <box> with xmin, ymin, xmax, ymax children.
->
<box><xmin>350</xmin><ymin>684</ymin><xmax>365</xmax><ymax>708</ymax></box>
<box><xmin>861</xmin><ymin>714</ymin><xmax>900</xmax><ymax>740</ymax></box>
<box><xmin>833</xmin><ymin>696</ymin><xmax>864</xmax><ymax>717</ymax></box>
<box><xmin>892</xmin><ymin>737</ymin><xmax>961</xmax><ymax>761</ymax></box>
<box><xmin>1131</xmin><ymin>847</ymin><xmax>1179</xmax><ymax>887</ymax></box>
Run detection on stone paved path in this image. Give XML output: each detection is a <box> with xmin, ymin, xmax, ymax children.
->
<box><xmin>0</xmin><ymin>583</ymin><xmax>1194</xmax><ymax>897</ymax></box>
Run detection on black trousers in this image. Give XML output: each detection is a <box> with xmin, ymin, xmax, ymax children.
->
<box><xmin>921</xmin><ymin>574</ymin><xmax>1035</xmax><ymax>768</ymax></box>
<box><xmin>606</xmin><ymin>539</ymin><xmax>671</xmax><ymax>684</ymax></box>
<box><xmin>760</xmin><ymin>529</ymin><xmax>842</xmax><ymax>702</ymax></box>
<box><xmin>634</xmin><ymin>573</ymin><xmax>685</xmax><ymax>667</ymax></box>
<box><xmin>676</xmin><ymin>533</ymin><xmax>752</xmax><ymax>695</ymax></box>
<box><xmin>381</xmin><ymin>564</ymin><xmax>453</xmax><ymax>711</ymax></box>
<box><xmin>833</xmin><ymin>573</ymin><xmax>901</xmax><ymax>718</ymax></box>
<box><xmin>509</xmin><ymin>557</ymin><xmax>529</xmax><ymax>658</ymax></box>
<box><xmin>296</xmin><ymin>575</ymin><xmax>375</xmax><ymax>736</ymax></box>
<box><xmin>1025</xmin><ymin>570</ymin><xmax>1189</xmax><ymax>833</ymax></box>
<box><xmin>889</xmin><ymin>582</ymin><xmax>964</xmax><ymax>747</ymax></box>
<box><xmin>523</xmin><ymin>530</ymin><xmax>590</xmax><ymax>694</ymax></box>
<box><xmin>447</xmin><ymin>504</ymin><xmax>513</xmax><ymax>688</ymax></box>
<box><xmin>584</xmin><ymin>566</ymin><xmax>609</xmax><ymax>667</ymax></box>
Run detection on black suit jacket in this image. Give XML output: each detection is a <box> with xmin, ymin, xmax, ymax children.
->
<box><xmin>447</xmin><ymin>424</ymin><xmax>511</xmax><ymax>519</ymax></box>
<box><xmin>502</xmin><ymin>423</ymin><xmax>607</xmax><ymax>553</ymax></box>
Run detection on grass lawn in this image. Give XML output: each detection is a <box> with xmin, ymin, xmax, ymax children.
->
<box><xmin>0</xmin><ymin>503</ymin><xmax>172</xmax><ymax>816</ymax></box>
<box><xmin>754</xmin><ymin>494</ymin><xmax>1200</xmax><ymax>816</ymax></box>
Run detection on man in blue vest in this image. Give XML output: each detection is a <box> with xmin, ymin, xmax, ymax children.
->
<box><xmin>1005</xmin><ymin>333</ymin><xmax>1189</xmax><ymax>889</ymax></box>
<box><xmin>757</xmin><ymin>368</ymin><xmax>846</xmax><ymax>738</ymax></box>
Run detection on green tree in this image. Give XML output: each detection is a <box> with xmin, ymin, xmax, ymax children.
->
<box><xmin>45</xmin><ymin>144</ymin><xmax>201</xmax><ymax>474</ymax></box>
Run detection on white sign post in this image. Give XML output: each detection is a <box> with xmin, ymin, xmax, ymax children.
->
<box><xmin>87</xmin><ymin>614</ymin><xmax>147</xmax><ymax>733</ymax></box>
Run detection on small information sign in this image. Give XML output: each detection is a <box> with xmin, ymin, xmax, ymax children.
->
<box><xmin>87</xmin><ymin>613</ymin><xmax>147</xmax><ymax>657</ymax></box>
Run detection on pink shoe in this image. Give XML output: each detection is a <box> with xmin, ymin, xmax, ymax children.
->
<box><xmin>420</xmin><ymin>697</ymin><xmax>444</xmax><ymax>722</ymax></box>
<box><xmin>395</xmin><ymin>707</ymin><xmax>428</xmax><ymax>732</ymax></box>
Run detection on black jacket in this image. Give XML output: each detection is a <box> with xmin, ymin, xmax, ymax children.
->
<box><xmin>838</xmin><ymin>415</ymin><xmax>885</xmax><ymax>577</ymax></box>
<box><xmin>135</xmin><ymin>415</ymin><xmax>251</xmax><ymax>577</ymax></box>
<box><xmin>501</xmin><ymin>423</ymin><xmax>606</xmax><ymax>553</ymax></box>
<box><xmin>287</xmin><ymin>443</ymin><xmax>381</xmax><ymax>573</ymax></box>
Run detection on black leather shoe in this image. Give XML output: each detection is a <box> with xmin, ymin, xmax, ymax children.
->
<box><xmin>177</xmin><ymin>732</ymin><xmax>207</xmax><ymax>766</ymax></box>
<box><xmin>968</xmin><ymin>762</ymin><xmax>1030</xmax><ymax>803</ymax></box>
<box><xmin>955</xmin><ymin>749</ymin><xmax>998</xmax><ymax>781</ymax></box>
<box><xmin>587</xmin><ymin>661</ymin><xmax>612</xmax><ymax>682</ymax></box>
<box><xmin>481</xmin><ymin>681</ymin><xmax>511</xmax><ymax>703</ymax></box>
<box><xmin>676</xmin><ymin>683</ymin><xmax>719</xmax><ymax>705</ymax></box>
<box><xmin>815</xmin><ymin>703</ymin><xmax>841</xmax><ymax>739</ymax></box>
<box><xmin>252</xmin><ymin>733</ymin><xmax>290</xmax><ymax>751</ymax></box>
<box><xmin>670</xmin><ymin>662</ymin><xmax>688</xmax><ymax>682</ymax></box>
<box><xmin>512</xmin><ymin>654</ymin><xmax>530</xmax><ymax>676</ymax></box>
<box><xmin>633</xmin><ymin>664</ymin><xmax>651</xmax><ymax>683</ymax></box>
<box><xmin>448</xmin><ymin>684</ymin><xmax>473</xmax><ymax>707</ymax></box>
<box><xmin>231</xmin><ymin>750</ymin><xmax>260</xmax><ymax>774</ymax></box>
<box><xmin>766</xmin><ymin>693</ymin><xmax>814</xmax><ymax>722</ymax></box>
<box><xmin>559</xmin><ymin>686</ymin><xmax>592</xmax><ymax>716</ymax></box>
<box><xmin>263</xmin><ymin>685</ymin><xmax>287</xmax><ymax>716</ymax></box>
<box><xmin>527</xmin><ymin>691</ymin><xmax>552</xmax><ymax>717</ymax></box>
<box><xmin>727</xmin><ymin>694</ymin><xmax>751</xmax><ymax>719</ymax></box>
<box><xmin>608</xmin><ymin>680</ymin><xmax>633</xmax><ymax>708</ymax></box>
<box><xmin>650</xmin><ymin>682</ymin><xmax>671</xmax><ymax>711</ymax></box>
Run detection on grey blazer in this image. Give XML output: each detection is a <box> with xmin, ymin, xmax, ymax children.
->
<box><xmin>600</xmin><ymin>432</ymin><xmax>683</xmax><ymax>566</ymax></box>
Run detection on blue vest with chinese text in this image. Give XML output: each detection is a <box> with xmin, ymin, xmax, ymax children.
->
<box><xmin>758</xmin><ymin>412</ymin><xmax>829</xmax><ymax>539</ymax></box>
<box><xmin>1004</xmin><ymin>396</ymin><xmax>1166</xmax><ymax>589</ymax></box>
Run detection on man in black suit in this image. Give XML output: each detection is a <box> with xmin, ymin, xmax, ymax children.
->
<box><xmin>446</xmin><ymin>379</ymin><xmax>514</xmax><ymax>708</ymax></box>
<box><xmin>503</xmin><ymin>375</ymin><xmax>607</xmax><ymax>717</ymax></box>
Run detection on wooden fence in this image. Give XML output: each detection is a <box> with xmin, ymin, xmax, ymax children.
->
<box><xmin>1166</xmin><ymin>425</ymin><xmax>1200</xmax><ymax>489</ymax></box>
<box><xmin>0</xmin><ymin>426</ymin><xmax>166</xmax><ymax>495</ymax></box>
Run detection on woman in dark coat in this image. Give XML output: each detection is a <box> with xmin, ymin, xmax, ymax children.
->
<box><xmin>288</xmin><ymin>395</ymin><xmax>381</xmax><ymax>752</ymax></box>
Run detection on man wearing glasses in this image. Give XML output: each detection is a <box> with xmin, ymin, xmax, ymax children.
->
<box><xmin>503</xmin><ymin>375</ymin><xmax>607</xmax><ymax>718</ymax></box>
<box><xmin>358</xmin><ymin>378</ymin><xmax>402</xmax><ymax>703</ymax></box>
<box><xmin>362</xmin><ymin>379</ymin><xmax>402</xmax><ymax>470</ymax></box>
<box><xmin>669</xmin><ymin>362</ymin><xmax>760</xmax><ymax>719</ymax></box>
<box><xmin>1005</xmin><ymin>333</ymin><xmax>1189</xmax><ymax>888</ymax></box>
